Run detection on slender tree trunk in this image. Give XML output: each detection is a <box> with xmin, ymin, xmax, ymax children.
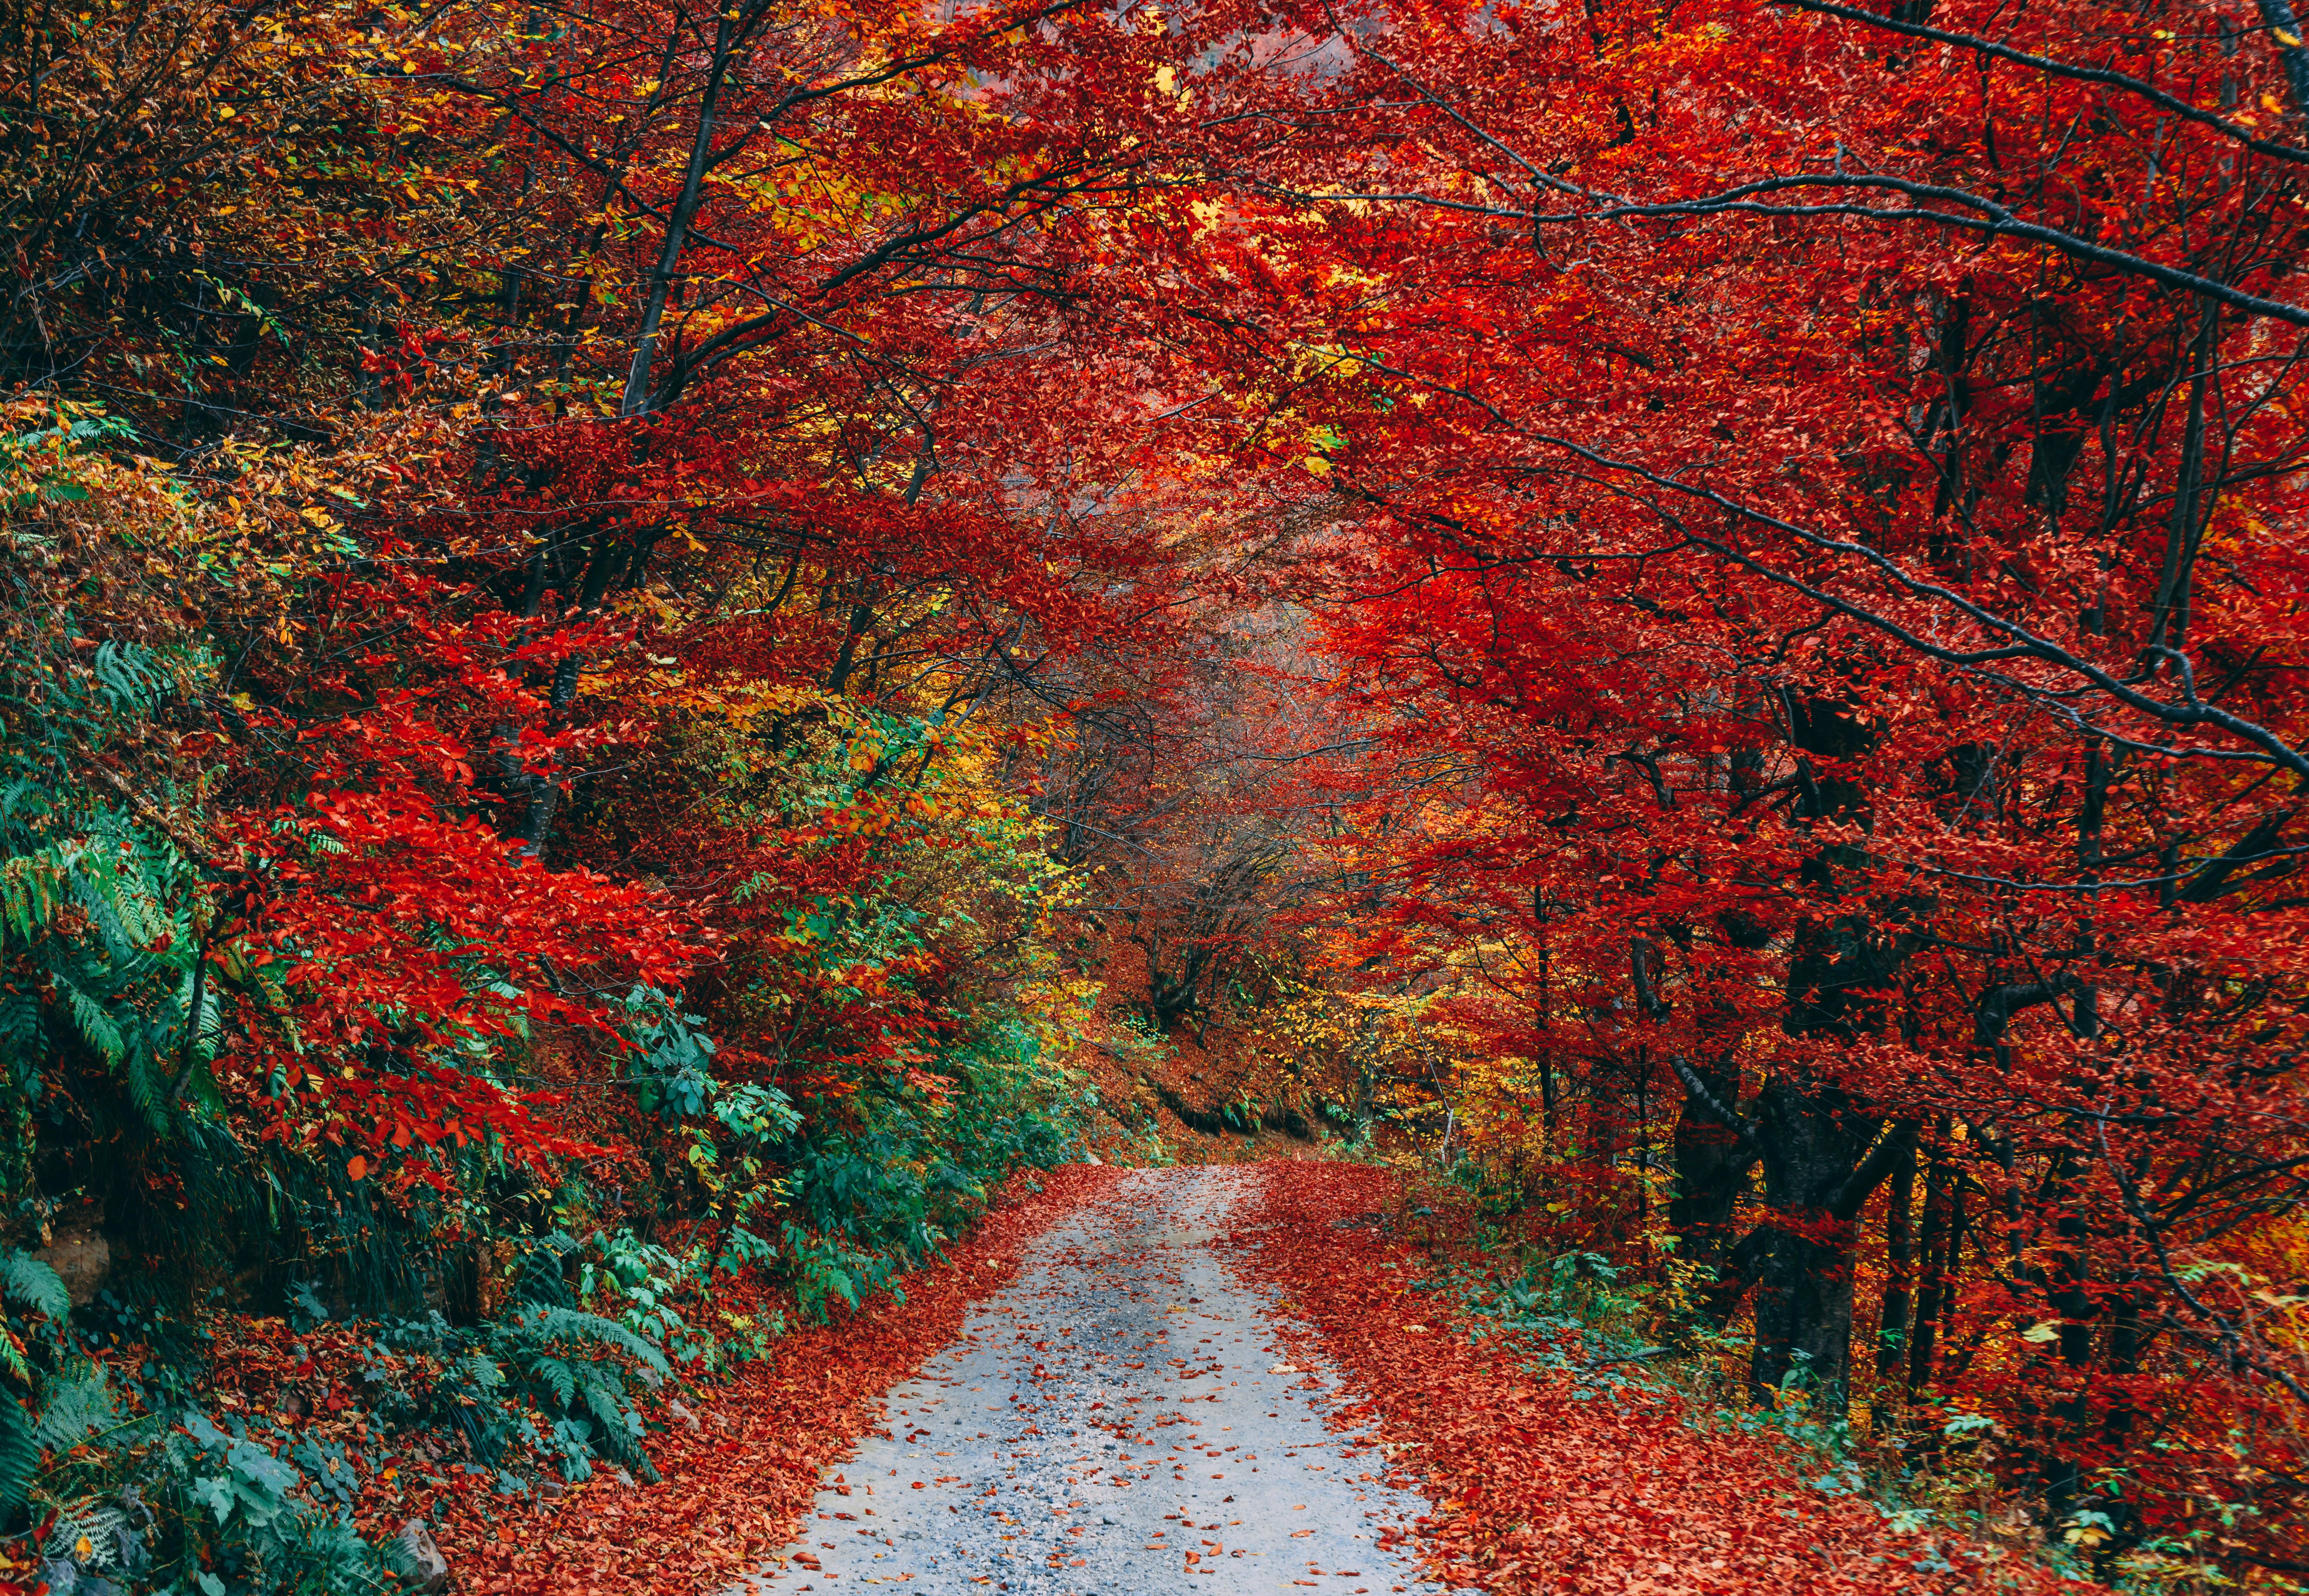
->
<box><xmin>2147</xmin><ymin>300</ymin><xmax>2217</xmax><ymax>657</ymax></box>
<box><xmin>2016</xmin><ymin>1133</ymin><xmax>2099</xmax><ymax>1526</ymax></box>
<box><xmin>1874</xmin><ymin>1138</ymin><xmax>1916</xmax><ymax>1403</ymax></box>
<box><xmin>620</xmin><ymin>10</ymin><xmax>739</xmax><ymax>418</ymax></box>
<box><xmin>1908</xmin><ymin>1132</ymin><xmax>1958</xmax><ymax>1398</ymax></box>
<box><xmin>496</xmin><ymin>3</ymin><xmax>746</xmax><ymax>859</ymax></box>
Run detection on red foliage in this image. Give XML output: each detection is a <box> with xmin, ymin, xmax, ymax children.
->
<box><xmin>1167</xmin><ymin>0</ymin><xmax>2309</xmax><ymax>1558</ymax></box>
<box><xmin>208</xmin><ymin>557</ymin><xmax>700</xmax><ymax>1176</ymax></box>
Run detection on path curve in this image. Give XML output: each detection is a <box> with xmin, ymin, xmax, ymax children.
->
<box><xmin>742</xmin><ymin>1167</ymin><xmax>1461</xmax><ymax>1594</ymax></box>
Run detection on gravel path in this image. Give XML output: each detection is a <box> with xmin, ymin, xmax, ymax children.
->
<box><xmin>739</xmin><ymin>1167</ymin><xmax>1461</xmax><ymax>1595</ymax></box>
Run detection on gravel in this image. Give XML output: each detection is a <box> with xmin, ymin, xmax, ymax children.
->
<box><xmin>735</xmin><ymin>1167</ymin><xmax>1462</xmax><ymax>1595</ymax></box>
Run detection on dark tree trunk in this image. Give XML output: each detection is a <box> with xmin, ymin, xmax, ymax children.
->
<box><xmin>1667</xmin><ymin>1051</ymin><xmax>1751</xmax><ymax>1290</ymax></box>
<box><xmin>1908</xmin><ymin>1136</ymin><xmax>1960</xmax><ymax>1398</ymax></box>
<box><xmin>1876</xmin><ymin>1138</ymin><xmax>1917</xmax><ymax>1386</ymax></box>
<box><xmin>1747</xmin><ymin>1075</ymin><xmax>1880</xmax><ymax>1403</ymax></box>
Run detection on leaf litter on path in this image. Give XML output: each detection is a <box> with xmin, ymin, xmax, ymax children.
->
<box><xmin>430</xmin><ymin>1160</ymin><xmax>2088</xmax><ymax>1596</ymax></box>
<box><xmin>739</xmin><ymin>1165</ymin><xmax>1470</xmax><ymax>1594</ymax></box>
<box><xmin>414</xmin><ymin>1166</ymin><xmax>1124</xmax><ymax>1594</ymax></box>
<box><xmin>1223</xmin><ymin>1161</ymin><xmax>2087</xmax><ymax>1596</ymax></box>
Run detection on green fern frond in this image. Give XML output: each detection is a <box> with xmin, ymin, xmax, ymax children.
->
<box><xmin>59</xmin><ymin>979</ymin><xmax>123</xmax><ymax>1064</ymax></box>
<box><xmin>0</xmin><ymin>993</ymin><xmax>42</xmax><ymax>1058</ymax></box>
<box><xmin>32</xmin><ymin>1363</ymin><xmax>115</xmax><ymax>1448</ymax></box>
<box><xmin>528</xmin><ymin>1308</ymin><xmax>670</xmax><ymax>1377</ymax></box>
<box><xmin>526</xmin><ymin>1355</ymin><xmax>576</xmax><ymax>1408</ymax></box>
<box><xmin>0</xmin><ymin>1250</ymin><xmax>69</xmax><ymax>1323</ymax></box>
<box><xmin>90</xmin><ymin>640</ymin><xmax>165</xmax><ymax>714</ymax></box>
<box><xmin>70</xmin><ymin>869</ymin><xmax>140</xmax><ymax>965</ymax></box>
<box><xmin>580</xmin><ymin>1381</ymin><xmax>627</xmax><ymax>1438</ymax></box>
<box><xmin>0</xmin><ymin>855</ymin><xmax>60</xmax><ymax>944</ymax></box>
<box><xmin>0</xmin><ymin>1395</ymin><xmax>38</xmax><ymax>1511</ymax></box>
<box><xmin>122</xmin><ymin>1048</ymin><xmax>170</xmax><ymax>1132</ymax></box>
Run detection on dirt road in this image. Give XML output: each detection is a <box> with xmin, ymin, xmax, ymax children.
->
<box><xmin>743</xmin><ymin>1167</ymin><xmax>1459</xmax><ymax>1595</ymax></box>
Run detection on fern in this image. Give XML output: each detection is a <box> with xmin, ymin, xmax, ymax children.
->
<box><xmin>0</xmin><ymin>776</ymin><xmax>42</xmax><ymax>827</ymax></box>
<box><xmin>90</xmin><ymin>640</ymin><xmax>165</xmax><ymax>714</ymax></box>
<box><xmin>121</xmin><ymin>1046</ymin><xmax>171</xmax><ymax>1132</ymax></box>
<box><xmin>43</xmin><ymin>1503</ymin><xmax>129</xmax><ymax>1570</ymax></box>
<box><xmin>58</xmin><ymin>977</ymin><xmax>124</xmax><ymax>1063</ymax></box>
<box><xmin>575</xmin><ymin>1379</ymin><xmax>654</xmax><ymax>1477</ymax></box>
<box><xmin>579</xmin><ymin>1381</ymin><xmax>629</xmax><ymax>1441</ymax></box>
<box><xmin>71</xmin><ymin>867</ymin><xmax>140</xmax><ymax>966</ymax></box>
<box><xmin>0</xmin><ymin>853</ymin><xmax>60</xmax><ymax>944</ymax></box>
<box><xmin>0</xmin><ymin>1250</ymin><xmax>69</xmax><ymax>1323</ymax></box>
<box><xmin>0</xmin><ymin>1395</ymin><xmax>36</xmax><ymax>1511</ymax></box>
<box><xmin>33</xmin><ymin>1363</ymin><xmax>116</xmax><ymax>1448</ymax></box>
<box><xmin>0</xmin><ymin>992</ymin><xmax>42</xmax><ymax>1059</ymax></box>
<box><xmin>526</xmin><ymin>1307</ymin><xmax>671</xmax><ymax>1377</ymax></box>
<box><xmin>526</xmin><ymin>1355</ymin><xmax>576</xmax><ymax>1407</ymax></box>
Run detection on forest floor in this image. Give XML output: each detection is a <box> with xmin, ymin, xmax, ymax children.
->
<box><xmin>737</xmin><ymin>1163</ymin><xmax>2078</xmax><ymax>1596</ymax></box>
<box><xmin>741</xmin><ymin>1165</ymin><xmax>1466</xmax><ymax>1596</ymax></box>
<box><xmin>426</xmin><ymin>1160</ymin><xmax>2079</xmax><ymax>1595</ymax></box>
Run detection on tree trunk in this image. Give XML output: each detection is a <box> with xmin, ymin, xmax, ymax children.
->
<box><xmin>619</xmin><ymin>10</ymin><xmax>739</xmax><ymax>418</ymax></box>
<box><xmin>1907</xmin><ymin>1136</ymin><xmax>1959</xmax><ymax>1398</ymax></box>
<box><xmin>1749</xmin><ymin>1217</ymin><xmax>1858</xmax><ymax>1406</ymax></box>
<box><xmin>1747</xmin><ymin>1075</ymin><xmax>1878</xmax><ymax>1404</ymax></box>
<box><xmin>1875</xmin><ymin>1138</ymin><xmax>1917</xmax><ymax>1397</ymax></box>
<box><xmin>1667</xmin><ymin>1051</ymin><xmax>1750</xmax><ymax>1292</ymax></box>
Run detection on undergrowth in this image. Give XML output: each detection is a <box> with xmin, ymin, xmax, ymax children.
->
<box><xmin>1360</xmin><ymin>1157</ymin><xmax>2236</xmax><ymax>1592</ymax></box>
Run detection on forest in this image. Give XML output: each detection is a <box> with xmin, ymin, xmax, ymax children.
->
<box><xmin>1</xmin><ymin>0</ymin><xmax>2305</xmax><ymax>1588</ymax></box>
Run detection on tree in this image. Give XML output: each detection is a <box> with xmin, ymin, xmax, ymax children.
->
<box><xmin>1172</xmin><ymin>0</ymin><xmax>2309</xmax><ymax>1563</ymax></box>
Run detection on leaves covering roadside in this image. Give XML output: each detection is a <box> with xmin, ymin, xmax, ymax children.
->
<box><xmin>1224</xmin><ymin>1161</ymin><xmax>2085</xmax><ymax>1596</ymax></box>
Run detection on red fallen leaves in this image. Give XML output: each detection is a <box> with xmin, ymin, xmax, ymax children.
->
<box><xmin>400</xmin><ymin>1164</ymin><xmax>1125</xmax><ymax>1594</ymax></box>
<box><xmin>1226</xmin><ymin>1162</ymin><xmax>2084</xmax><ymax>1596</ymax></box>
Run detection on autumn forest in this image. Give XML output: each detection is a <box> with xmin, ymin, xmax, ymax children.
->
<box><xmin>2</xmin><ymin>0</ymin><xmax>2306</xmax><ymax>1588</ymax></box>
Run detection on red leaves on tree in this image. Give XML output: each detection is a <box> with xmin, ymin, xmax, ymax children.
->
<box><xmin>208</xmin><ymin>556</ymin><xmax>702</xmax><ymax>1173</ymax></box>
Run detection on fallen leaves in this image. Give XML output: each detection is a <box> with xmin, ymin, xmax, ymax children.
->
<box><xmin>1226</xmin><ymin>1162</ymin><xmax>2086</xmax><ymax>1596</ymax></box>
<box><xmin>406</xmin><ymin>1165</ymin><xmax>1123</xmax><ymax>1594</ymax></box>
